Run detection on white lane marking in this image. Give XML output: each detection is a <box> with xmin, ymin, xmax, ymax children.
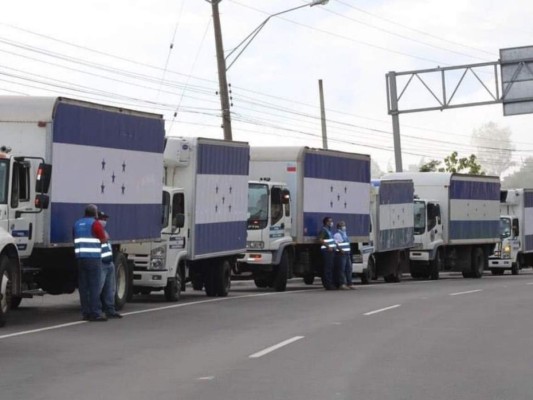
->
<box><xmin>0</xmin><ymin>321</ymin><xmax>86</xmax><ymax>340</ymax></box>
<box><xmin>249</xmin><ymin>336</ymin><xmax>305</xmax><ymax>359</ymax></box>
<box><xmin>0</xmin><ymin>289</ymin><xmax>321</xmax><ymax>341</ymax></box>
<box><xmin>197</xmin><ymin>376</ymin><xmax>215</xmax><ymax>381</ymax></box>
<box><xmin>449</xmin><ymin>289</ymin><xmax>483</xmax><ymax>296</ymax></box>
<box><xmin>364</xmin><ymin>304</ymin><xmax>401</xmax><ymax>316</ymax></box>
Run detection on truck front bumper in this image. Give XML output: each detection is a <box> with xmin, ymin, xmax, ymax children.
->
<box><xmin>409</xmin><ymin>250</ymin><xmax>431</xmax><ymax>263</ymax></box>
<box><xmin>488</xmin><ymin>258</ymin><xmax>512</xmax><ymax>269</ymax></box>
<box><xmin>237</xmin><ymin>252</ymin><xmax>274</xmax><ymax>265</ymax></box>
<box><xmin>352</xmin><ymin>262</ymin><xmax>364</xmax><ymax>274</ymax></box>
<box><xmin>133</xmin><ymin>270</ymin><xmax>168</xmax><ymax>288</ymax></box>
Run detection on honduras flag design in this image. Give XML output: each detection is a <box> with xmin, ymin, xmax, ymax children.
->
<box><xmin>49</xmin><ymin>102</ymin><xmax>165</xmax><ymax>244</ymax></box>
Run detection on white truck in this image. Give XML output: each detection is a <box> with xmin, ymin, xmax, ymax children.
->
<box><xmin>384</xmin><ymin>172</ymin><xmax>500</xmax><ymax>279</ymax></box>
<box><xmin>237</xmin><ymin>147</ymin><xmax>371</xmax><ymax>286</ymax></box>
<box><xmin>488</xmin><ymin>188</ymin><xmax>533</xmax><ymax>275</ymax></box>
<box><xmin>235</xmin><ymin>179</ymin><xmax>293</xmax><ymax>291</ymax></box>
<box><xmin>0</xmin><ymin>96</ymin><xmax>165</xmax><ymax>326</ymax></box>
<box><xmin>352</xmin><ymin>179</ymin><xmax>414</xmax><ymax>283</ymax></box>
<box><xmin>122</xmin><ymin>137</ymin><xmax>249</xmax><ymax>298</ymax></box>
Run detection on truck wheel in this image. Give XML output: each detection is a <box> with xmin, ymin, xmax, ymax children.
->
<box><xmin>303</xmin><ymin>274</ymin><xmax>315</xmax><ymax>285</ymax></box>
<box><xmin>114</xmin><ymin>253</ymin><xmax>130</xmax><ymax>310</ymax></box>
<box><xmin>0</xmin><ymin>255</ymin><xmax>13</xmax><ymax>328</ymax></box>
<box><xmin>491</xmin><ymin>269</ymin><xmax>504</xmax><ymax>275</ymax></box>
<box><xmin>361</xmin><ymin>257</ymin><xmax>375</xmax><ymax>285</ymax></box>
<box><xmin>214</xmin><ymin>260</ymin><xmax>231</xmax><ymax>297</ymax></box>
<box><xmin>272</xmin><ymin>252</ymin><xmax>289</xmax><ymax>292</ymax></box>
<box><xmin>471</xmin><ymin>247</ymin><xmax>485</xmax><ymax>279</ymax></box>
<box><xmin>511</xmin><ymin>254</ymin><xmax>522</xmax><ymax>275</ymax></box>
<box><xmin>430</xmin><ymin>250</ymin><xmax>442</xmax><ymax>280</ymax></box>
<box><xmin>164</xmin><ymin>272</ymin><xmax>181</xmax><ymax>302</ymax></box>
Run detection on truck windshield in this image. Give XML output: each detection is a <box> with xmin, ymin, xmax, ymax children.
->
<box><xmin>248</xmin><ymin>183</ymin><xmax>268</xmax><ymax>229</ymax></box>
<box><xmin>500</xmin><ymin>217</ymin><xmax>512</xmax><ymax>239</ymax></box>
<box><xmin>0</xmin><ymin>160</ymin><xmax>8</xmax><ymax>204</ymax></box>
<box><xmin>414</xmin><ymin>200</ymin><xmax>426</xmax><ymax>235</ymax></box>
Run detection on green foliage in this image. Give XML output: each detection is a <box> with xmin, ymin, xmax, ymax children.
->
<box><xmin>419</xmin><ymin>151</ymin><xmax>485</xmax><ymax>174</ymax></box>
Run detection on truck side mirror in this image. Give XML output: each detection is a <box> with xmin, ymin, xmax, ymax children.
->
<box><xmin>36</xmin><ymin>163</ymin><xmax>52</xmax><ymax>194</ymax></box>
<box><xmin>281</xmin><ymin>189</ymin><xmax>290</xmax><ymax>205</ymax></box>
<box><xmin>35</xmin><ymin>194</ymin><xmax>50</xmax><ymax>210</ymax></box>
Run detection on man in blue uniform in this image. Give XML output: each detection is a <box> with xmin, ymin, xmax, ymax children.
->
<box><xmin>73</xmin><ymin>204</ymin><xmax>107</xmax><ymax>321</ymax></box>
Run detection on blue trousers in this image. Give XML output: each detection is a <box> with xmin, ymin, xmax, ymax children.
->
<box><xmin>77</xmin><ymin>258</ymin><xmax>103</xmax><ymax>318</ymax></box>
<box><xmin>335</xmin><ymin>253</ymin><xmax>353</xmax><ymax>286</ymax></box>
<box><xmin>321</xmin><ymin>250</ymin><xmax>335</xmax><ymax>288</ymax></box>
<box><xmin>100</xmin><ymin>262</ymin><xmax>117</xmax><ymax>316</ymax></box>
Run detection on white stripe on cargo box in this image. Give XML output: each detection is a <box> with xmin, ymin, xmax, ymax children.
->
<box><xmin>378</xmin><ymin>202</ymin><xmax>414</xmax><ymax>230</ymax></box>
<box><xmin>303</xmin><ymin>178</ymin><xmax>370</xmax><ymax>215</ymax></box>
<box><xmin>449</xmin><ymin>199</ymin><xmax>500</xmax><ymax>221</ymax></box>
<box><xmin>194</xmin><ymin>174</ymin><xmax>248</xmax><ymax>224</ymax></box>
<box><xmin>51</xmin><ymin>143</ymin><xmax>162</xmax><ymax>204</ymax></box>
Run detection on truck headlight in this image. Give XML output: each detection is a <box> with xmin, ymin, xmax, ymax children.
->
<box><xmin>150</xmin><ymin>246</ymin><xmax>166</xmax><ymax>270</ymax></box>
<box><xmin>503</xmin><ymin>245</ymin><xmax>511</xmax><ymax>258</ymax></box>
<box><xmin>247</xmin><ymin>241</ymin><xmax>265</xmax><ymax>249</ymax></box>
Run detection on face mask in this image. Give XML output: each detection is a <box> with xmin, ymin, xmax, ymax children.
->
<box><xmin>100</xmin><ymin>220</ymin><xmax>107</xmax><ymax>228</ymax></box>
<box><xmin>328</xmin><ymin>222</ymin><xmax>333</xmax><ymax>228</ymax></box>
<box><xmin>341</xmin><ymin>226</ymin><xmax>346</xmax><ymax>232</ymax></box>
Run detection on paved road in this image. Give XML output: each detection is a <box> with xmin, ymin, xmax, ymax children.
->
<box><xmin>2</xmin><ymin>272</ymin><xmax>533</xmax><ymax>400</ymax></box>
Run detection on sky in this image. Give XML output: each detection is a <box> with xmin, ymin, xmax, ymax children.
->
<box><xmin>1</xmin><ymin>0</ymin><xmax>533</xmax><ymax>175</ymax></box>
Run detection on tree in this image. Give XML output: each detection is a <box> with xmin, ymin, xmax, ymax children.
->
<box><xmin>371</xmin><ymin>159</ymin><xmax>383</xmax><ymax>179</ymax></box>
<box><xmin>471</xmin><ymin>122</ymin><xmax>514</xmax><ymax>177</ymax></box>
<box><xmin>502</xmin><ymin>157</ymin><xmax>533</xmax><ymax>188</ymax></box>
<box><xmin>419</xmin><ymin>151</ymin><xmax>484</xmax><ymax>174</ymax></box>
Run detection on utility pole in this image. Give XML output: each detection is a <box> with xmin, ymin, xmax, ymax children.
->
<box><xmin>207</xmin><ymin>0</ymin><xmax>233</xmax><ymax>141</ymax></box>
<box><xmin>318</xmin><ymin>79</ymin><xmax>328</xmax><ymax>149</ymax></box>
<box><xmin>387</xmin><ymin>71</ymin><xmax>403</xmax><ymax>172</ymax></box>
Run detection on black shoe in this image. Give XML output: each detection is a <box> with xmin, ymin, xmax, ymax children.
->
<box><xmin>324</xmin><ymin>286</ymin><xmax>337</xmax><ymax>290</ymax></box>
<box><xmin>88</xmin><ymin>315</ymin><xmax>108</xmax><ymax>322</ymax></box>
<box><xmin>106</xmin><ymin>313</ymin><xmax>123</xmax><ymax>319</ymax></box>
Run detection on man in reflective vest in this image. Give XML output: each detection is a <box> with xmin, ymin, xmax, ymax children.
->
<box><xmin>334</xmin><ymin>221</ymin><xmax>355</xmax><ymax>290</ymax></box>
<box><xmin>98</xmin><ymin>211</ymin><xmax>122</xmax><ymax>319</ymax></box>
<box><xmin>318</xmin><ymin>216</ymin><xmax>337</xmax><ymax>290</ymax></box>
<box><xmin>73</xmin><ymin>204</ymin><xmax>108</xmax><ymax>321</ymax></box>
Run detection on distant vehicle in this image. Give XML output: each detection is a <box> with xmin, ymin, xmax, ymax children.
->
<box><xmin>352</xmin><ymin>179</ymin><xmax>414</xmax><ymax>283</ymax></box>
<box><xmin>384</xmin><ymin>172</ymin><xmax>500</xmax><ymax>279</ymax></box>
<box><xmin>0</xmin><ymin>96</ymin><xmax>165</xmax><ymax>326</ymax></box>
<box><xmin>122</xmin><ymin>137</ymin><xmax>250</xmax><ymax>299</ymax></box>
<box><xmin>488</xmin><ymin>188</ymin><xmax>533</xmax><ymax>275</ymax></box>
<box><xmin>236</xmin><ymin>146</ymin><xmax>371</xmax><ymax>288</ymax></box>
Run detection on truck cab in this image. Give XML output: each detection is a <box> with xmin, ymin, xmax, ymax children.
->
<box><xmin>409</xmin><ymin>199</ymin><xmax>444</xmax><ymax>278</ymax></box>
<box><xmin>123</xmin><ymin>187</ymin><xmax>186</xmax><ymax>301</ymax></box>
<box><xmin>236</xmin><ymin>180</ymin><xmax>293</xmax><ymax>291</ymax></box>
<box><xmin>488</xmin><ymin>215</ymin><xmax>521</xmax><ymax>275</ymax></box>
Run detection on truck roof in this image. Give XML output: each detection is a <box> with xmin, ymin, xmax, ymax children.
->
<box><xmin>0</xmin><ymin>96</ymin><xmax>163</xmax><ymax>122</ymax></box>
<box><xmin>250</xmin><ymin>146</ymin><xmax>370</xmax><ymax>162</ymax></box>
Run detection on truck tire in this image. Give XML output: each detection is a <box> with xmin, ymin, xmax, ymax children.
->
<box><xmin>0</xmin><ymin>255</ymin><xmax>13</xmax><ymax>328</ymax></box>
<box><xmin>114</xmin><ymin>253</ymin><xmax>130</xmax><ymax>310</ymax></box>
<box><xmin>214</xmin><ymin>259</ymin><xmax>231</xmax><ymax>297</ymax></box>
<box><xmin>164</xmin><ymin>271</ymin><xmax>181</xmax><ymax>302</ymax></box>
<box><xmin>272</xmin><ymin>252</ymin><xmax>289</xmax><ymax>292</ymax></box>
<box><xmin>254</xmin><ymin>278</ymin><xmax>269</xmax><ymax>288</ymax></box>
<box><xmin>471</xmin><ymin>247</ymin><xmax>485</xmax><ymax>279</ymax></box>
<box><xmin>430</xmin><ymin>249</ymin><xmax>442</xmax><ymax>280</ymax></box>
<box><xmin>361</xmin><ymin>257</ymin><xmax>375</xmax><ymax>285</ymax></box>
<box><xmin>511</xmin><ymin>254</ymin><xmax>522</xmax><ymax>275</ymax></box>
<box><xmin>303</xmin><ymin>274</ymin><xmax>315</xmax><ymax>285</ymax></box>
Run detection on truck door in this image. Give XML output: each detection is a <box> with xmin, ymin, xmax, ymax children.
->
<box><xmin>8</xmin><ymin>160</ymin><xmax>34</xmax><ymax>258</ymax></box>
<box><xmin>166</xmin><ymin>192</ymin><xmax>186</xmax><ymax>270</ymax></box>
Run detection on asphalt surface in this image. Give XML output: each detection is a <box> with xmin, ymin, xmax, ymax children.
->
<box><xmin>2</xmin><ymin>271</ymin><xmax>533</xmax><ymax>400</ymax></box>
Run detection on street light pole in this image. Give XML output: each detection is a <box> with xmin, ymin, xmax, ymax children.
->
<box><xmin>206</xmin><ymin>0</ymin><xmax>329</xmax><ymax>141</ymax></box>
<box><xmin>207</xmin><ymin>0</ymin><xmax>233</xmax><ymax>141</ymax></box>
